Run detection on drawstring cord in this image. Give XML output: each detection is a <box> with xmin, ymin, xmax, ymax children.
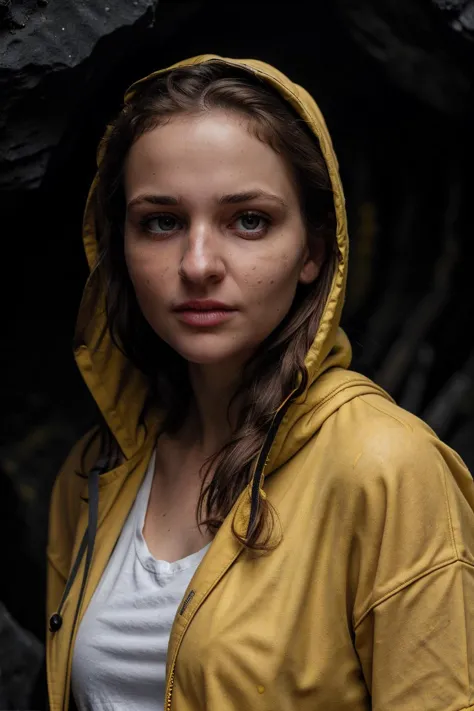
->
<box><xmin>246</xmin><ymin>395</ymin><xmax>295</xmax><ymax>540</ymax></box>
<box><xmin>49</xmin><ymin>456</ymin><xmax>106</xmax><ymax>633</ymax></box>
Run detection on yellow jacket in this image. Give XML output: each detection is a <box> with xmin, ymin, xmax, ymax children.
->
<box><xmin>46</xmin><ymin>55</ymin><xmax>474</xmax><ymax>711</ymax></box>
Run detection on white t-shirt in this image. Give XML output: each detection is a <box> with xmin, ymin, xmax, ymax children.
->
<box><xmin>71</xmin><ymin>449</ymin><xmax>210</xmax><ymax>711</ymax></box>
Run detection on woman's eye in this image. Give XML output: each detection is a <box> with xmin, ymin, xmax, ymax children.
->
<box><xmin>141</xmin><ymin>214</ymin><xmax>181</xmax><ymax>234</ymax></box>
<box><xmin>234</xmin><ymin>212</ymin><xmax>269</xmax><ymax>234</ymax></box>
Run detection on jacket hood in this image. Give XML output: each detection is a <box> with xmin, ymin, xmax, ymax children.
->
<box><xmin>75</xmin><ymin>54</ymin><xmax>352</xmax><ymax>466</ymax></box>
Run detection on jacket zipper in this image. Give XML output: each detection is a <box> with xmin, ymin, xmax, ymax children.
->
<box><xmin>165</xmin><ymin>667</ymin><xmax>175</xmax><ymax>711</ymax></box>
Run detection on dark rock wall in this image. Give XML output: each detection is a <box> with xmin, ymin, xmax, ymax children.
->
<box><xmin>1</xmin><ymin>1</ymin><xmax>473</xmax><ymax>707</ymax></box>
<box><xmin>1</xmin><ymin>0</ymin><xmax>157</xmax><ymax>190</ymax></box>
<box><xmin>335</xmin><ymin>0</ymin><xmax>474</xmax><ymax>115</ymax></box>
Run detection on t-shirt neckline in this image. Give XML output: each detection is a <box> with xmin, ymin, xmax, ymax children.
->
<box><xmin>133</xmin><ymin>448</ymin><xmax>211</xmax><ymax>579</ymax></box>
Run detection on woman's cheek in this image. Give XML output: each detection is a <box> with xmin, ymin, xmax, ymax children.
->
<box><xmin>245</xmin><ymin>265</ymin><xmax>296</xmax><ymax>329</ymax></box>
<box><xmin>129</xmin><ymin>265</ymin><xmax>172</xmax><ymax>333</ymax></box>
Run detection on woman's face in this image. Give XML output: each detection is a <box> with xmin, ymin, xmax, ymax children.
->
<box><xmin>123</xmin><ymin>110</ymin><xmax>323</xmax><ymax>367</ymax></box>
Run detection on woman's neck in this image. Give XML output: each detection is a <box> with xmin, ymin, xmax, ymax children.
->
<box><xmin>186</xmin><ymin>361</ymin><xmax>242</xmax><ymax>455</ymax></box>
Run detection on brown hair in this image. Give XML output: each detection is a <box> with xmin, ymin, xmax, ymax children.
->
<box><xmin>93</xmin><ymin>59</ymin><xmax>337</xmax><ymax>548</ymax></box>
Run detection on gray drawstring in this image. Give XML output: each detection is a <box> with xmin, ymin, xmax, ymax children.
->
<box><xmin>49</xmin><ymin>456</ymin><xmax>105</xmax><ymax>633</ymax></box>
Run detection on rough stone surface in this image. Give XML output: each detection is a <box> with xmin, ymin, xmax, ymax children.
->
<box><xmin>0</xmin><ymin>0</ymin><xmax>157</xmax><ymax>190</ymax></box>
<box><xmin>431</xmin><ymin>0</ymin><xmax>474</xmax><ymax>40</ymax></box>
<box><xmin>335</xmin><ymin>0</ymin><xmax>474</xmax><ymax>115</ymax></box>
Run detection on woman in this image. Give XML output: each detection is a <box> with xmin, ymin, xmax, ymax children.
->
<box><xmin>46</xmin><ymin>55</ymin><xmax>474</xmax><ymax>711</ymax></box>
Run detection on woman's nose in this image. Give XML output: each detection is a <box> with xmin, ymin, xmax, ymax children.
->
<box><xmin>178</xmin><ymin>224</ymin><xmax>225</xmax><ymax>285</ymax></box>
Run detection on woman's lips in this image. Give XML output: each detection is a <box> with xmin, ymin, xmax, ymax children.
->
<box><xmin>174</xmin><ymin>309</ymin><xmax>236</xmax><ymax>327</ymax></box>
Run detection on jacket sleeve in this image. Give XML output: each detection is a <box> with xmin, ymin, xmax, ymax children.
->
<box><xmin>349</xmin><ymin>402</ymin><xmax>474</xmax><ymax>711</ymax></box>
<box><xmin>46</xmin><ymin>429</ymin><xmax>100</xmax><ymax>621</ymax></box>
<box><xmin>355</xmin><ymin>561</ymin><xmax>474</xmax><ymax>710</ymax></box>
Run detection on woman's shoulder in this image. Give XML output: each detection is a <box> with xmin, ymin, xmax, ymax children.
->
<box><xmin>321</xmin><ymin>388</ymin><xmax>474</xmax><ymax>561</ymax></box>
<box><xmin>309</xmin><ymin>388</ymin><xmax>474</xmax><ymax>620</ymax></box>
<box><xmin>326</xmin><ymin>385</ymin><xmax>469</xmax><ymax>483</ymax></box>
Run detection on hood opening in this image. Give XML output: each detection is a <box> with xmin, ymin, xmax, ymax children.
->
<box><xmin>76</xmin><ymin>54</ymin><xmax>351</xmax><ymax>460</ymax></box>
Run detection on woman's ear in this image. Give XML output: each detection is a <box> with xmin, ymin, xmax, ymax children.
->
<box><xmin>298</xmin><ymin>237</ymin><xmax>325</xmax><ymax>285</ymax></box>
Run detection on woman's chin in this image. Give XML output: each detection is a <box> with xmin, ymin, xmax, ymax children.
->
<box><xmin>172</xmin><ymin>338</ymin><xmax>255</xmax><ymax>368</ymax></box>
<box><xmin>180</xmin><ymin>350</ymin><xmax>244</xmax><ymax>367</ymax></box>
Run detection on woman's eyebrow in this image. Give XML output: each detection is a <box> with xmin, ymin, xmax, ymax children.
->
<box><xmin>127</xmin><ymin>190</ymin><xmax>288</xmax><ymax>211</ymax></box>
<box><xmin>219</xmin><ymin>190</ymin><xmax>288</xmax><ymax>208</ymax></box>
<box><xmin>127</xmin><ymin>194</ymin><xmax>180</xmax><ymax>210</ymax></box>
